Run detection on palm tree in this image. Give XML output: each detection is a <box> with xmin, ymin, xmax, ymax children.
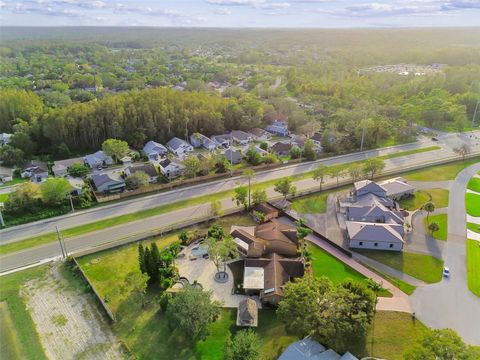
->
<box><xmin>428</xmin><ymin>221</ymin><xmax>439</xmax><ymax>235</ymax></box>
<box><xmin>423</xmin><ymin>201</ymin><xmax>435</xmax><ymax>221</ymax></box>
<box><xmin>295</xmin><ymin>218</ymin><xmax>312</xmax><ymax>259</ymax></box>
<box><xmin>243</xmin><ymin>169</ymin><xmax>255</xmax><ymax>210</ymax></box>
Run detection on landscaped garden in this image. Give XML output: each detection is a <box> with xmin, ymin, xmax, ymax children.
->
<box><xmin>398</xmin><ymin>189</ymin><xmax>449</xmax><ymax>210</ymax></box>
<box><xmin>354</xmin><ymin>250</ymin><xmax>444</xmax><ymax>283</ymax></box>
<box><xmin>465</xmin><ymin>193</ymin><xmax>480</xmax><ymax>217</ymax></box>
<box><xmin>424</xmin><ymin>214</ymin><xmax>448</xmax><ymax>241</ymax></box>
<box><xmin>466</xmin><ymin>240</ymin><xmax>480</xmax><ymax>297</ymax></box>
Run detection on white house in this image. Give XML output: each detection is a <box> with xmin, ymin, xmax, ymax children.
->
<box><xmin>84</xmin><ymin>150</ymin><xmax>114</xmax><ymax>168</ymax></box>
<box><xmin>143</xmin><ymin>140</ymin><xmax>168</xmax><ymax>162</ymax></box>
<box><xmin>249</xmin><ymin>128</ymin><xmax>271</xmax><ymax>142</ymax></box>
<box><xmin>211</xmin><ymin>135</ymin><xmax>231</xmax><ymax>148</ymax></box>
<box><xmin>159</xmin><ymin>158</ymin><xmax>185</xmax><ymax>180</ymax></box>
<box><xmin>265</xmin><ymin>120</ymin><xmax>289</xmax><ymax>137</ymax></box>
<box><xmin>190</xmin><ymin>133</ymin><xmax>217</xmax><ymax>151</ymax></box>
<box><xmin>167</xmin><ymin>137</ymin><xmax>193</xmax><ymax>157</ymax></box>
<box><xmin>231</xmin><ymin>130</ymin><xmax>253</xmax><ymax>145</ymax></box>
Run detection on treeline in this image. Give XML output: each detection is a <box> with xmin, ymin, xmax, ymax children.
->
<box><xmin>0</xmin><ymin>87</ymin><xmax>268</xmax><ymax>155</ymax></box>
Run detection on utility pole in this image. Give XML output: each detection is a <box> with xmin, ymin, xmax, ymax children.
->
<box><xmin>56</xmin><ymin>226</ymin><xmax>66</xmax><ymax>258</ymax></box>
<box><xmin>230</xmin><ymin>132</ymin><xmax>233</xmax><ymax>177</ymax></box>
<box><xmin>69</xmin><ymin>194</ymin><xmax>74</xmax><ymax>213</ymax></box>
<box><xmin>360</xmin><ymin>112</ymin><xmax>367</xmax><ymax>152</ymax></box>
<box><xmin>471</xmin><ymin>99</ymin><xmax>480</xmax><ymax>128</ymax></box>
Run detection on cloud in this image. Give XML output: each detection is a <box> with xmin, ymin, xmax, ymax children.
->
<box><xmin>261</xmin><ymin>2</ymin><xmax>290</xmax><ymax>9</ymax></box>
<box><xmin>214</xmin><ymin>7</ymin><xmax>232</xmax><ymax>15</ymax></box>
<box><xmin>206</xmin><ymin>0</ymin><xmax>266</xmax><ymax>6</ymax></box>
<box><xmin>113</xmin><ymin>3</ymin><xmax>207</xmax><ymax>25</ymax></box>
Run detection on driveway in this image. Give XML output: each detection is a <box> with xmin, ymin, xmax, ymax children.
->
<box><xmin>405</xmin><ymin>208</ymin><xmax>446</xmax><ymax>259</ymax></box>
<box><xmin>410</xmin><ymin>162</ymin><xmax>480</xmax><ymax>346</ymax></box>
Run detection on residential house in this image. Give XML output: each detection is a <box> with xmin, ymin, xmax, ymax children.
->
<box><xmin>120</xmin><ymin>156</ymin><xmax>132</xmax><ymax>166</ymax></box>
<box><xmin>143</xmin><ymin>140</ymin><xmax>168</xmax><ymax>162</ymax></box>
<box><xmin>271</xmin><ymin>142</ymin><xmax>292</xmax><ymax>156</ymax></box>
<box><xmin>52</xmin><ymin>157</ymin><xmax>84</xmax><ymax>177</ymax></box>
<box><xmin>354</xmin><ymin>180</ymin><xmax>387</xmax><ymax>198</ymax></box>
<box><xmin>0</xmin><ymin>133</ymin><xmax>11</xmax><ymax>146</ymax></box>
<box><xmin>253</xmin><ymin>146</ymin><xmax>268</xmax><ymax>157</ymax></box>
<box><xmin>211</xmin><ymin>134</ymin><xmax>231</xmax><ymax>148</ymax></box>
<box><xmin>21</xmin><ymin>160</ymin><xmax>49</xmax><ymax>183</ymax></box>
<box><xmin>84</xmin><ymin>150</ymin><xmax>114</xmax><ymax>168</ymax></box>
<box><xmin>124</xmin><ymin>163</ymin><xmax>158</xmax><ymax>183</ymax></box>
<box><xmin>253</xmin><ymin>203</ymin><xmax>279</xmax><ymax>222</ymax></box>
<box><xmin>236</xmin><ymin>298</ymin><xmax>258</xmax><ymax>327</ymax></box>
<box><xmin>310</xmin><ymin>132</ymin><xmax>322</xmax><ymax>150</ymax></box>
<box><xmin>378</xmin><ymin>177</ymin><xmax>415</xmax><ymax>200</ymax></box>
<box><xmin>279</xmin><ymin>338</ymin><xmax>358</xmax><ymax>360</ymax></box>
<box><xmin>67</xmin><ymin>176</ymin><xmax>84</xmax><ymax>196</ymax></box>
<box><xmin>230</xmin><ymin>219</ymin><xmax>304</xmax><ymax>305</ymax></box>
<box><xmin>91</xmin><ymin>173</ymin><xmax>125</xmax><ymax>194</ymax></box>
<box><xmin>190</xmin><ymin>133</ymin><xmax>217</xmax><ymax>151</ymax></box>
<box><xmin>231</xmin><ymin>130</ymin><xmax>253</xmax><ymax>145</ymax></box>
<box><xmin>249</xmin><ymin>128</ymin><xmax>271</xmax><ymax>142</ymax></box>
<box><xmin>0</xmin><ymin>166</ymin><xmax>13</xmax><ymax>183</ymax></box>
<box><xmin>222</xmin><ymin>149</ymin><xmax>243</xmax><ymax>164</ymax></box>
<box><xmin>159</xmin><ymin>158</ymin><xmax>185</xmax><ymax>180</ymax></box>
<box><xmin>167</xmin><ymin>137</ymin><xmax>193</xmax><ymax>157</ymax></box>
<box><xmin>265</xmin><ymin>120</ymin><xmax>289</xmax><ymax>137</ymax></box>
<box><xmin>346</xmin><ymin>221</ymin><xmax>405</xmax><ymax>251</ymax></box>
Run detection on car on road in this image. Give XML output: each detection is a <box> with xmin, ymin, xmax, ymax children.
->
<box><xmin>443</xmin><ymin>266</ymin><xmax>450</xmax><ymax>277</ymax></box>
<box><xmin>431</xmin><ymin>137</ymin><xmax>439</xmax><ymax>141</ymax></box>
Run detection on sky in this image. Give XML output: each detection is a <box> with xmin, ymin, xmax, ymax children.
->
<box><xmin>1</xmin><ymin>0</ymin><xmax>480</xmax><ymax>28</ymax></box>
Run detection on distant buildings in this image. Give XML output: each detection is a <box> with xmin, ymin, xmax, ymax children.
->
<box><xmin>21</xmin><ymin>160</ymin><xmax>48</xmax><ymax>183</ymax></box>
<box><xmin>266</xmin><ymin>120</ymin><xmax>289</xmax><ymax>137</ymax></box>
<box><xmin>52</xmin><ymin>157</ymin><xmax>84</xmax><ymax>177</ymax></box>
<box><xmin>159</xmin><ymin>158</ymin><xmax>185</xmax><ymax>180</ymax></box>
<box><xmin>167</xmin><ymin>137</ymin><xmax>193</xmax><ymax>157</ymax></box>
<box><xmin>190</xmin><ymin>133</ymin><xmax>217</xmax><ymax>151</ymax></box>
<box><xmin>143</xmin><ymin>141</ymin><xmax>168</xmax><ymax>162</ymax></box>
<box><xmin>84</xmin><ymin>151</ymin><xmax>114</xmax><ymax>168</ymax></box>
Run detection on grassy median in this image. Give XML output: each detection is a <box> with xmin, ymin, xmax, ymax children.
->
<box><xmin>467</xmin><ymin>239</ymin><xmax>480</xmax><ymax>297</ymax></box>
<box><xmin>424</xmin><ymin>214</ymin><xmax>448</xmax><ymax>241</ymax></box>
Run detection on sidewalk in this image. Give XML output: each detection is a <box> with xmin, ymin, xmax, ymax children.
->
<box><xmin>306</xmin><ymin>233</ymin><xmax>412</xmax><ymax>313</ymax></box>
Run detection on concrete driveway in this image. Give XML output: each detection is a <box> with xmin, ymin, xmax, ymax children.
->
<box><xmin>405</xmin><ymin>208</ymin><xmax>446</xmax><ymax>259</ymax></box>
<box><xmin>410</xmin><ymin>162</ymin><xmax>480</xmax><ymax>346</ymax></box>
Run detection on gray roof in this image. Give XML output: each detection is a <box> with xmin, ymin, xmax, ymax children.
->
<box><xmin>126</xmin><ymin>164</ymin><xmax>158</xmax><ymax>177</ymax></box>
<box><xmin>84</xmin><ymin>150</ymin><xmax>112</xmax><ymax>165</ymax></box>
<box><xmin>312</xmin><ymin>349</ymin><xmax>340</xmax><ymax>360</ymax></box>
<box><xmin>223</xmin><ymin>149</ymin><xmax>243</xmax><ymax>163</ymax></box>
<box><xmin>91</xmin><ymin>173</ymin><xmax>124</xmax><ymax>188</ymax></box>
<box><xmin>379</xmin><ymin>177</ymin><xmax>415</xmax><ymax>197</ymax></box>
<box><xmin>22</xmin><ymin>160</ymin><xmax>48</xmax><ymax>172</ymax></box>
<box><xmin>346</xmin><ymin>221</ymin><xmax>405</xmax><ymax>243</ymax></box>
<box><xmin>231</xmin><ymin>130</ymin><xmax>251</xmax><ymax>141</ymax></box>
<box><xmin>53</xmin><ymin>157</ymin><xmax>84</xmax><ymax>173</ymax></box>
<box><xmin>143</xmin><ymin>140</ymin><xmax>167</xmax><ymax>155</ymax></box>
<box><xmin>354</xmin><ymin>180</ymin><xmax>387</xmax><ymax>195</ymax></box>
<box><xmin>167</xmin><ymin>137</ymin><xmax>189</xmax><ymax>151</ymax></box>
<box><xmin>279</xmin><ymin>339</ymin><xmax>326</xmax><ymax>360</ymax></box>
<box><xmin>354</xmin><ymin>193</ymin><xmax>394</xmax><ymax>209</ymax></box>
<box><xmin>348</xmin><ymin>202</ymin><xmax>403</xmax><ymax>224</ymax></box>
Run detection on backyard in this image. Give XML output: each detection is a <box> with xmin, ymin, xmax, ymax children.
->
<box><xmin>466</xmin><ymin>240</ymin><xmax>480</xmax><ymax>297</ymax></box>
<box><xmin>424</xmin><ymin>214</ymin><xmax>448</xmax><ymax>241</ymax></box>
<box><xmin>398</xmin><ymin>189</ymin><xmax>449</xmax><ymax>210</ymax></box>
<box><xmin>354</xmin><ymin>250</ymin><xmax>444</xmax><ymax>283</ymax></box>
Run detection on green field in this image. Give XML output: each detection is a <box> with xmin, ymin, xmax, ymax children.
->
<box><xmin>466</xmin><ymin>240</ymin><xmax>480</xmax><ymax>297</ymax></box>
<box><xmin>424</xmin><ymin>214</ymin><xmax>448</xmax><ymax>241</ymax></box>
<box><xmin>467</xmin><ymin>177</ymin><xmax>480</xmax><ymax>193</ymax></box>
<box><xmin>0</xmin><ymin>178</ymin><xmax>29</xmax><ymax>187</ymax></box>
<box><xmin>398</xmin><ymin>189</ymin><xmax>449</xmax><ymax>210</ymax></box>
<box><xmin>0</xmin><ymin>301</ymin><xmax>23</xmax><ymax>360</ymax></box>
<box><xmin>354</xmin><ymin>250</ymin><xmax>444</xmax><ymax>283</ymax></box>
<box><xmin>466</xmin><ymin>193</ymin><xmax>480</xmax><ymax>217</ymax></box>
<box><xmin>0</xmin><ymin>266</ymin><xmax>48</xmax><ymax>360</ymax></box>
<box><xmin>403</xmin><ymin>157</ymin><xmax>480</xmax><ymax>181</ymax></box>
<box><xmin>467</xmin><ymin>222</ymin><xmax>480</xmax><ymax>234</ymax></box>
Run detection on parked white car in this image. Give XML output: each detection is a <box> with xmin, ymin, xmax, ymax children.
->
<box><xmin>443</xmin><ymin>267</ymin><xmax>450</xmax><ymax>277</ymax></box>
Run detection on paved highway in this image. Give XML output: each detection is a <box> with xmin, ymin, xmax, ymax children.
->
<box><xmin>1</xmin><ymin>130</ymin><xmax>479</xmax><ymax>246</ymax></box>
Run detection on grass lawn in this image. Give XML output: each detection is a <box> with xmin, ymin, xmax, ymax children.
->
<box><xmin>424</xmin><ymin>214</ymin><xmax>448</xmax><ymax>241</ymax></box>
<box><xmin>0</xmin><ymin>178</ymin><xmax>29</xmax><ymax>187</ymax></box>
<box><xmin>0</xmin><ymin>193</ymin><xmax>9</xmax><ymax>203</ymax></box>
<box><xmin>377</xmin><ymin>146</ymin><xmax>441</xmax><ymax>161</ymax></box>
<box><xmin>0</xmin><ymin>301</ymin><xmax>23</xmax><ymax>360</ymax></box>
<box><xmin>467</xmin><ymin>177</ymin><xmax>480</xmax><ymax>193</ymax></box>
<box><xmin>355</xmin><ymin>250</ymin><xmax>443</xmax><ymax>283</ymax></box>
<box><xmin>362</xmin><ymin>264</ymin><xmax>416</xmax><ymax>295</ymax></box>
<box><xmin>467</xmin><ymin>222</ymin><xmax>480</xmax><ymax>234</ymax></box>
<box><xmin>466</xmin><ymin>239</ymin><xmax>480</xmax><ymax>297</ymax></box>
<box><xmin>291</xmin><ymin>187</ymin><xmax>347</xmax><ymax>214</ymax></box>
<box><xmin>465</xmin><ymin>193</ymin><xmax>480</xmax><ymax>217</ymax></box>
<box><xmin>0</xmin><ymin>266</ymin><xmax>48</xmax><ymax>360</ymax></box>
<box><xmin>398</xmin><ymin>189</ymin><xmax>449</xmax><ymax>210</ymax></box>
<box><xmin>307</xmin><ymin>244</ymin><xmax>391</xmax><ymax>297</ymax></box>
<box><xmin>403</xmin><ymin>157</ymin><xmax>480</xmax><ymax>181</ymax></box>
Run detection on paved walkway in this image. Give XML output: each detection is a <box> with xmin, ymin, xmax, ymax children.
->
<box><xmin>410</xmin><ymin>161</ymin><xmax>480</xmax><ymax>346</ymax></box>
<box><xmin>306</xmin><ymin>234</ymin><xmax>412</xmax><ymax>313</ymax></box>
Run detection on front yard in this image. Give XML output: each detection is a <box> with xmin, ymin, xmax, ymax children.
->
<box><xmin>424</xmin><ymin>214</ymin><xmax>448</xmax><ymax>241</ymax></box>
<box><xmin>398</xmin><ymin>189</ymin><xmax>449</xmax><ymax>210</ymax></box>
<box><xmin>466</xmin><ymin>240</ymin><xmax>480</xmax><ymax>297</ymax></box>
<box><xmin>354</xmin><ymin>250</ymin><xmax>444</xmax><ymax>283</ymax></box>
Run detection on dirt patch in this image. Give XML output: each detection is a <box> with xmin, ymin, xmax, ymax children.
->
<box><xmin>21</xmin><ymin>263</ymin><xmax>127</xmax><ymax>360</ymax></box>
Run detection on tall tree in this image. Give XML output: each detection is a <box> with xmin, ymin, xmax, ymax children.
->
<box><xmin>363</xmin><ymin>158</ymin><xmax>385</xmax><ymax>179</ymax></box>
<box><xmin>347</xmin><ymin>163</ymin><xmax>362</xmax><ymax>182</ymax></box>
<box><xmin>233</xmin><ymin>186</ymin><xmax>248</xmax><ymax>210</ymax></box>
<box><xmin>243</xmin><ymin>169</ymin><xmax>255</xmax><ymax>210</ymax></box>
<box><xmin>423</xmin><ymin>201</ymin><xmax>435</xmax><ymax>221</ymax></box>
<box><xmin>125</xmin><ymin>271</ymin><xmax>149</xmax><ymax>308</ymax></box>
<box><xmin>327</xmin><ymin>164</ymin><xmax>345</xmax><ymax>186</ymax></box>
<box><xmin>312</xmin><ymin>164</ymin><xmax>328</xmax><ymax>191</ymax></box>
<box><xmin>302</xmin><ymin>139</ymin><xmax>317</xmax><ymax>161</ymax></box>
<box><xmin>251</xmin><ymin>188</ymin><xmax>267</xmax><ymax>206</ymax></box>
<box><xmin>101</xmin><ymin>138</ymin><xmax>129</xmax><ymax>163</ymax></box>
<box><xmin>224</xmin><ymin>329</ymin><xmax>261</xmax><ymax>360</ymax></box>
<box><xmin>184</xmin><ymin>154</ymin><xmax>201</xmax><ymax>178</ymax></box>
<box><xmin>274</xmin><ymin>178</ymin><xmax>296</xmax><ymax>199</ymax></box>
<box><xmin>40</xmin><ymin>178</ymin><xmax>72</xmax><ymax>206</ymax></box>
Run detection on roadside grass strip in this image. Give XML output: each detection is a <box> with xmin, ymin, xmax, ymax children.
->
<box><xmin>0</xmin><ymin>266</ymin><xmax>48</xmax><ymax>360</ymax></box>
<box><xmin>424</xmin><ymin>214</ymin><xmax>448</xmax><ymax>241</ymax></box>
<box><xmin>403</xmin><ymin>157</ymin><xmax>480</xmax><ymax>181</ymax></box>
<box><xmin>467</xmin><ymin>177</ymin><xmax>480</xmax><ymax>193</ymax></box>
<box><xmin>0</xmin><ymin>193</ymin><xmax>10</xmax><ymax>203</ymax></box>
<box><xmin>398</xmin><ymin>189</ymin><xmax>449</xmax><ymax>211</ymax></box>
<box><xmin>466</xmin><ymin>239</ymin><xmax>480</xmax><ymax>297</ymax></box>
<box><xmin>361</xmin><ymin>264</ymin><xmax>416</xmax><ymax>295</ymax></box>
<box><xmin>377</xmin><ymin>146</ymin><xmax>441</xmax><ymax>160</ymax></box>
<box><xmin>465</xmin><ymin>193</ymin><xmax>480</xmax><ymax>217</ymax></box>
<box><xmin>354</xmin><ymin>250</ymin><xmax>443</xmax><ymax>283</ymax></box>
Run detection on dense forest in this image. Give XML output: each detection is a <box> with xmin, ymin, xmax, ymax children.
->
<box><xmin>0</xmin><ymin>27</ymin><xmax>479</xmax><ymax>163</ymax></box>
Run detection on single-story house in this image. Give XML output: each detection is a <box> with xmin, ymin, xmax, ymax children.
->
<box><xmin>67</xmin><ymin>176</ymin><xmax>84</xmax><ymax>196</ymax></box>
<box><xmin>190</xmin><ymin>133</ymin><xmax>217</xmax><ymax>151</ymax></box>
<box><xmin>0</xmin><ymin>133</ymin><xmax>11</xmax><ymax>146</ymax></box>
<box><xmin>378</xmin><ymin>177</ymin><xmax>415</xmax><ymax>200</ymax></box>
<box><xmin>159</xmin><ymin>158</ymin><xmax>185</xmax><ymax>180</ymax></box>
<box><xmin>231</xmin><ymin>130</ymin><xmax>253</xmax><ymax>145</ymax></box>
<box><xmin>265</xmin><ymin>120</ymin><xmax>290</xmax><ymax>137</ymax></box>
<box><xmin>236</xmin><ymin>298</ymin><xmax>258</xmax><ymax>327</ymax></box>
<box><xmin>222</xmin><ymin>149</ymin><xmax>243</xmax><ymax>164</ymax></box>
<box><xmin>271</xmin><ymin>142</ymin><xmax>292</xmax><ymax>156</ymax></box>
<box><xmin>253</xmin><ymin>203</ymin><xmax>279</xmax><ymax>222</ymax></box>
<box><xmin>167</xmin><ymin>137</ymin><xmax>193</xmax><ymax>157</ymax></box>
<box><xmin>124</xmin><ymin>163</ymin><xmax>158</xmax><ymax>183</ymax></box>
<box><xmin>52</xmin><ymin>157</ymin><xmax>84</xmax><ymax>177</ymax></box>
<box><xmin>120</xmin><ymin>156</ymin><xmax>132</xmax><ymax>166</ymax></box>
<box><xmin>278</xmin><ymin>338</ymin><xmax>358</xmax><ymax>360</ymax></box>
<box><xmin>91</xmin><ymin>173</ymin><xmax>126</xmax><ymax>194</ymax></box>
<box><xmin>21</xmin><ymin>160</ymin><xmax>49</xmax><ymax>183</ymax></box>
<box><xmin>84</xmin><ymin>150</ymin><xmax>114</xmax><ymax>168</ymax></box>
<box><xmin>211</xmin><ymin>134</ymin><xmax>231</xmax><ymax>148</ymax></box>
<box><xmin>249</xmin><ymin>128</ymin><xmax>271</xmax><ymax>142</ymax></box>
<box><xmin>143</xmin><ymin>140</ymin><xmax>168</xmax><ymax>162</ymax></box>
<box><xmin>346</xmin><ymin>221</ymin><xmax>405</xmax><ymax>251</ymax></box>
<box><xmin>0</xmin><ymin>166</ymin><xmax>13</xmax><ymax>183</ymax></box>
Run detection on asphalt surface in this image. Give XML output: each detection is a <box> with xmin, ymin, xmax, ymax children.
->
<box><xmin>2</xmin><ymin>130</ymin><xmax>480</xmax><ymax>244</ymax></box>
<box><xmin>410</xmin><ymin>162</ymin><xmax>480</xmax><ymax>346</ymax></box>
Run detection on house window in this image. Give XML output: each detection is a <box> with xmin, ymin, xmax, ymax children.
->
<box><xmin>389</xmin><ymin>244</ymin><xmax>394</xmax><ymax>248</ymax></box>
<box><xmin>374</xmin><ymin>243</ymin><xmax>378</xmax><ymax>247</ymax></box>
<box><xmin>359</xmin><ymin>242</ymin><xmax>363</xmax><ymax>246</ymax></box>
